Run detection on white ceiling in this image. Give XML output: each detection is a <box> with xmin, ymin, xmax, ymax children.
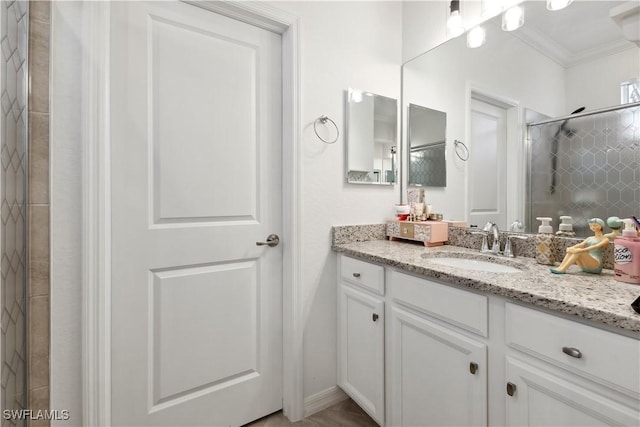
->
<box><xmin>511</xmin><ymin>0</ymin><xmax>637</xmax><ymax>67</ymax></box>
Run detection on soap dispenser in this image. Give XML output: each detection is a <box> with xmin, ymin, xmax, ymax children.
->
<box><xmin>536</xmin><ymin>217</ymin><xmax>555</xmax><ymax>265</ymax></box>
<box><xmin>556</xmin><ymin>216</ymin><xmax>575</xmax><ymax>237</ymax></box>
<box><xmin>613</xmin><ymin>219</ymin><xmax>640</xmax><ymax>284</ymax></box>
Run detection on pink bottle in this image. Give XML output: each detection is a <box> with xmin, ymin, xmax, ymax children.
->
<box><xmin>613</xmin><ymin>219</ymin><xmax>640</xmax><ymax>285</ymax></box>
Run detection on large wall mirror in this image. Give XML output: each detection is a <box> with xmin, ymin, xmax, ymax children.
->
<box><xmin>403</xmin><ymin>0</ymin><xmax>639</xmax><ymax>236</ymax></box>
<box><xmin>346</xmin><ymin>88</ymin><xmax>398</xmax><ymax>185</ymax></box>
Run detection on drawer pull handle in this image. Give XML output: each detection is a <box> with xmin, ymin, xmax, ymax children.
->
<box><xmin>469</xmin><ymin>362</ymin><xmax>478</xmax><ymax>375</ymax></box>
<box><xmin>506</xmin><ymin>382</ymin><xmax>517</xmax><ymax>397</ymax></box>
<box><xmin>372</xmin><ymin>313</ymin><xmax>379</xmax><ymax>322</ymax></box>
<box><xmin>352</xmin><ymin>273</ymin><xmax>361</xmax><ymax>278</ymax></box>
<box><xmin>562</xmin><ymin>347</ymin><xmax>582</xmax><ymax>358</ymax></box>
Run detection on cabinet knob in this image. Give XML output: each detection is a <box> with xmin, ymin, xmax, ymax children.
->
<box><xmin>352</xmin><ymin>272</ymin><xmax>361</xmax><ymax>278</ymax></box>
<box><xmin>372</xmin><ymin>313</ymin><xmax>379</xmax><ymax>322</ymax></box>
<box><xmin>469</xmin><ymin>362</ymin><xmax>478</xmax><ymax>375</ymax></box>
<box><xmin>506</xmin><ymin>382</ymin><xmax>517</xmax><ymax>397</ymax></box>
<box><xmin>562</xmin><ymin>346</ymin><xmax>582</xmax><ymax>358</ymax></box>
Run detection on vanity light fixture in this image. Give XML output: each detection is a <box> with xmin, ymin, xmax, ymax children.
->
<box><xmin>467</xmin><ymin>26</ymin><xmax>486</xmax><ymax>48</ymax></box>
<box><xmin>502</xmin><ymin>5</ymin><xmax>524</xmax><ymax>31</ymax></box>
<box><xmin>546</xmin><ymin>0</ymin><xmax>573</xmax><ymax>11</ymax></box>
<box><xmin>447</xmin><ymin>0</ymin><xmax>465</xmax><ymax>38</ymax></box>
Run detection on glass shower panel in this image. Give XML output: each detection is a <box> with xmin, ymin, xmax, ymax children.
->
<box><xmin>1</xmin><ymin>1</ymin><xmax>28</xmax><ymax>425</ymax></box>
<box><xmin>528</xmin><ymin>104</ymin><xmax>640</xmax><ymax>237</ymax></box>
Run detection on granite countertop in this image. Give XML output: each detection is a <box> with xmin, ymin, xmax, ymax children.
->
<box><xmin>333</xmin><ymin>239</ymin><xmax>640</xmax><ymax>334</ymax></box>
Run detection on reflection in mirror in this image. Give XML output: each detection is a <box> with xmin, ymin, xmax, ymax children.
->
<box><xmin>408</xmin><ymin>104</ymin><xmax>446</xmax><ymax>187</ymax></box>
<box><xmin>402</xmin><ymin>0</ymin><xmax>639</xmax><ymax>236</ymax></box>
<box><xmin>346</xmin><ymin>88</ymin><xmax>398</xmax><ymax>185</ymax></box>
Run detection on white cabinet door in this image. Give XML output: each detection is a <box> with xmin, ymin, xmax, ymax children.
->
<box><xmin>506</xmin><ymin>357</ymin><xmax>640</xmax><ymax>426</ymax></box>
<box><xmin>389</xmin><ymin>306</ymin><xmax>487</xmax><ymax>426</ymax></box>
<box><xmin>338</xmin><ymin>284</ymin><xmax>385</xmax><ymax>425</ymax></box>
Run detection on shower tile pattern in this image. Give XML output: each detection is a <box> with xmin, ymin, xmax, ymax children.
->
<box><xmin>1</xmin><ymin>1</ymin><xmax>28</xmax><ymax>426</ymax></box>
<box><xmin>528</xmin><ymin>105</ymin><xmax>640</xmax><ymax>237</ymax></box>
<box><xmin>27</xmin><ymin>1</ymin><xmax>50</xmax><ymax>425</ymax></box>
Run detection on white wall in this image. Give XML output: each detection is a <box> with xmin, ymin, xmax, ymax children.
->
<box><xmin>269</xmin><ymin>0</ymin><xmax>403</xmax><ymax>401</ymax></box>
<box><xmin>49</xmin><ymin>0</ymin><xmax>403</xmax><ymax>420</ymax></box>
<box><xmin>566</xmin><ymin>47</ymin><xmax>640</xmax><ymax>110</ymax></box>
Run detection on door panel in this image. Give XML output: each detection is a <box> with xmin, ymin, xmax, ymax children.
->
<box><xmin>389</xmin><ymin>307</ymin><xmax>487</xmax><ymax>426</ymax></box>
<box><xmin>469</xmin><ymin>98</ymin><xmax>507</xmax><ymax>228</ymax></box>
<box><xmin>506</xmin><ymin>358</ymin><xmax>639</xmax><ymax>426</ymax></box>
<box><xmin>110</xmin><ymin>2</ymin><xmax>282</xmax><ymax>425</ymax></box>
<box><xmin>150</xmin><ymin>15</ymin><xmax>258</xmax><ymax>222</ymax></box>
<box><xmin>151</xmin><ymin>262</ymin><xmax>258</xmax><ymax>405</ymax></box>
<box><xmin>338</xmin><ymin>284</ymin><xmax>385</xmax><ymax>424</ymax></box>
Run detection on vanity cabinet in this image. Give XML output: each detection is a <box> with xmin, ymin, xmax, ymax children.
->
<box><xmin>337</xmin><ymin>257</ymin><xmax>385</xmax><ymax>425</ymax></box>
<box><xmin>387</xmin><ymin>270</ymin><xmax>488</xmax><ymax>426</ymax></box>
<box><xmin>336</xmin><ymin>254</ymin><xmax>640</xmax><ymax>427</ymax></box>
<box><xmin>388</xmin><ymin>306</ymin><xmax>487</xmax><ymax>426</ymax></box>
<box><xmin>505</xmin><ymin>358</ymin><xmax>639</xmax><ymax>426</ymax></box>
<box><xmin>504</xmin><ymin>303</ymin><xmax>640</xmax><ymax>426</ymax></box>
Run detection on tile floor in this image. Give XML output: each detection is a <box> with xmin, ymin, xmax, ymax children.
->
<box><xmin>244</xmin><ymin>398</ymin><xmax>377</xmax><ymax>427</ymax></box>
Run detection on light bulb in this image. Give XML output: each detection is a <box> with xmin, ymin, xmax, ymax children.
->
<box><xmin>447</xmin><ymin>10</ymin><xmax>465</xmax><ymax>37</ymax></box>
<box><xmin>547</xmin><ymin>0</ymin><xmax>573</xmax><ymax>11</ymax></box>
<box><xmin>467</xmin><ymin>26</ymin><xmax>486</xmax><ymax>48</ymax></box>
<box><xmin>502</xmin><ymin>5</ymin><xmax>524</xmax><ymax>31</ymax></box>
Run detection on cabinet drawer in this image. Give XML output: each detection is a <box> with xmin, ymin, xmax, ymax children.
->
<box><xmin>506</xmin><ymin>303</ymin><xmax>640</xmax><ymax>396</ymax></box>
<box><xmin>389</xmin><ymin>270</ymin><xmax>488</xmax><ymax>337</ymax></box>
<box><xmin>340</xmin><ymin>255</ymin><xmax>384</xmax><ymax>295</ymax></box>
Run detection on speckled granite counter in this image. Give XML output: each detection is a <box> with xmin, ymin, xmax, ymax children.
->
<box><xmin>332</xmin><ymin>238</ymin><xmax>640</xmax><ymax>334</ymax></box>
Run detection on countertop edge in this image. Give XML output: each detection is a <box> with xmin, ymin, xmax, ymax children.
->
<box><xmin>333</xmin><ymin>243</ymin><xmax>640</xmax><ymax>335</ymax></box>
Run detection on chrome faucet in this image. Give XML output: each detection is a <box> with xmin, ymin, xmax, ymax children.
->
<box><xmin>504</xmin><ymin>234</ymin><xmax>528</xmax><ymax>258</ymax></box>
<box><xmin>485</xmin><ymin>222</ymin><xmax>501</xmax><ymax>254</ymax></box>
<box><xmin>471</xmin><ymin>230</ymin><xmax>491</xmax><ymax>253</ymax></box>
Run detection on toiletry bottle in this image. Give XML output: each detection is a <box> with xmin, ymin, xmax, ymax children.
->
<box><xmin>556</xmin><ymin>216</ymin><xmax>575</xmax><ymax>237</ymax></box>
<box><xmin>536</xmin><ymin>217</ymin><xmax>555</xmax><ymax>265</ymax></box>
<box><xmin>613</xmin><ymin>219</ymin><xmax>640</xmax><ymax>285</ymax></box>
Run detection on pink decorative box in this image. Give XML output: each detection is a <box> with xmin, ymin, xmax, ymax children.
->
<box><xmin>386</xmin><ymin>220</ymin><xmax>449</xmax><ymax>247</ymax></box>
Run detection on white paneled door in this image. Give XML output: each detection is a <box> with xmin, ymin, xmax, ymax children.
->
<box><xmin>468</xmin><ymin>97</ymin><xmax>508</xmax><ymax>229</ymax></box>
<box><xmin>109</xmin><ymin>2</ymin><xmax>282</xmax><ymax>425</ymax></box>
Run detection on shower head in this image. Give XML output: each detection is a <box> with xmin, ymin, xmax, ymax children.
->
<box><xmin>550</xmin><ymin>106</ymin><xmax>586</xmax><ymax>194</ymax></box>
<box><xmin>559</xmin><ymin>106</ymin><xmax>585</xmax><ymax>137</ymax></box>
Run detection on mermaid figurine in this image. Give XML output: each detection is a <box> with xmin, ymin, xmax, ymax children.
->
<box><xmin>550</xmin><ymin>218</ymin><xmax>609</xmax><ymax>274</ymax></box>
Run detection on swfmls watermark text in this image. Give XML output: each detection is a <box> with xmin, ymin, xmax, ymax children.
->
<box><xmin>3</xmin><ymin>409</ymin><xmax>70</xmax><ymax>421</ymax></box>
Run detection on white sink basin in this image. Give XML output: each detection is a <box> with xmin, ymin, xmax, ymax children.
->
<box><xmin>427</xmin><ymin>257</ymin><xmax>522</xmax><ymax>273</ymax></box>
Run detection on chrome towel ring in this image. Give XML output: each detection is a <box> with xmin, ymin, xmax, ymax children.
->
<box><xmin>454</xmin><ymin>139</ymin><xmax>469</xmax><ymax>161</ymax></box>
<box><xmin>314</xmin><ymin>115</ymin><xmax>339</xmax><ymax>144</ymax></box>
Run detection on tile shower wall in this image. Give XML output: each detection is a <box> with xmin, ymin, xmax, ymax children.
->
<box><xmin>1</xmin><ymin>1</ymin><xmax>28</xmax><ymax>426</ymax></box>
<box><xmin>528</xmin><ymin>104</ymin><xmax>640</xmax><ymax>237</ymax></box>
<box><xmin>27</xmin><ymin>1</ymin><xmax>50</xmax><ymax>426</ymax></box>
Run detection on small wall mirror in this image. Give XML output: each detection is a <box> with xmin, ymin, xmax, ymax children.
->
<box><xmin>408</xmin><ymin>104</ymin><xmax>447</xmax><ymax>187</ymax></box>
<box><xmin>346</xmin><ymin>88</ymin><xmax>398</xmax><ymax>185</ymax></box>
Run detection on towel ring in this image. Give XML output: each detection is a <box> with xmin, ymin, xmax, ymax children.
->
<box><xmin>314</xmin><ymin>115</ymin><xmax>339</xmax><ymax>144</ymax></box>
<box><xmin>454</xmin><ymin>139</ymin><xmax>469</xmax><ymax>161</ymax></box>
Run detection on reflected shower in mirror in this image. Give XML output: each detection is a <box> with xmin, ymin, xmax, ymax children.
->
<box><xmin>408</xmin><ymin>104</ymin><xmax>446</xmax><ymax>187</ymax></box>
<box><xmin>346</xmin><ymin>88</ymin><xmax>398</xmax><ymax>185</ymax></box>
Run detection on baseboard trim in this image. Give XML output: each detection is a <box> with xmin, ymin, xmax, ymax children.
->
<box><xmin>303</xmin><ymin>386</ymin><xmax>349</xmax><ymax>418</ymax></box>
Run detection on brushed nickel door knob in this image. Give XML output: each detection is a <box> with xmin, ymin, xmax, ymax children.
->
<box><xmin>256</xmin><ymin>234</ymin><xmax>280</xmax><ymax>247</ymax></box>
